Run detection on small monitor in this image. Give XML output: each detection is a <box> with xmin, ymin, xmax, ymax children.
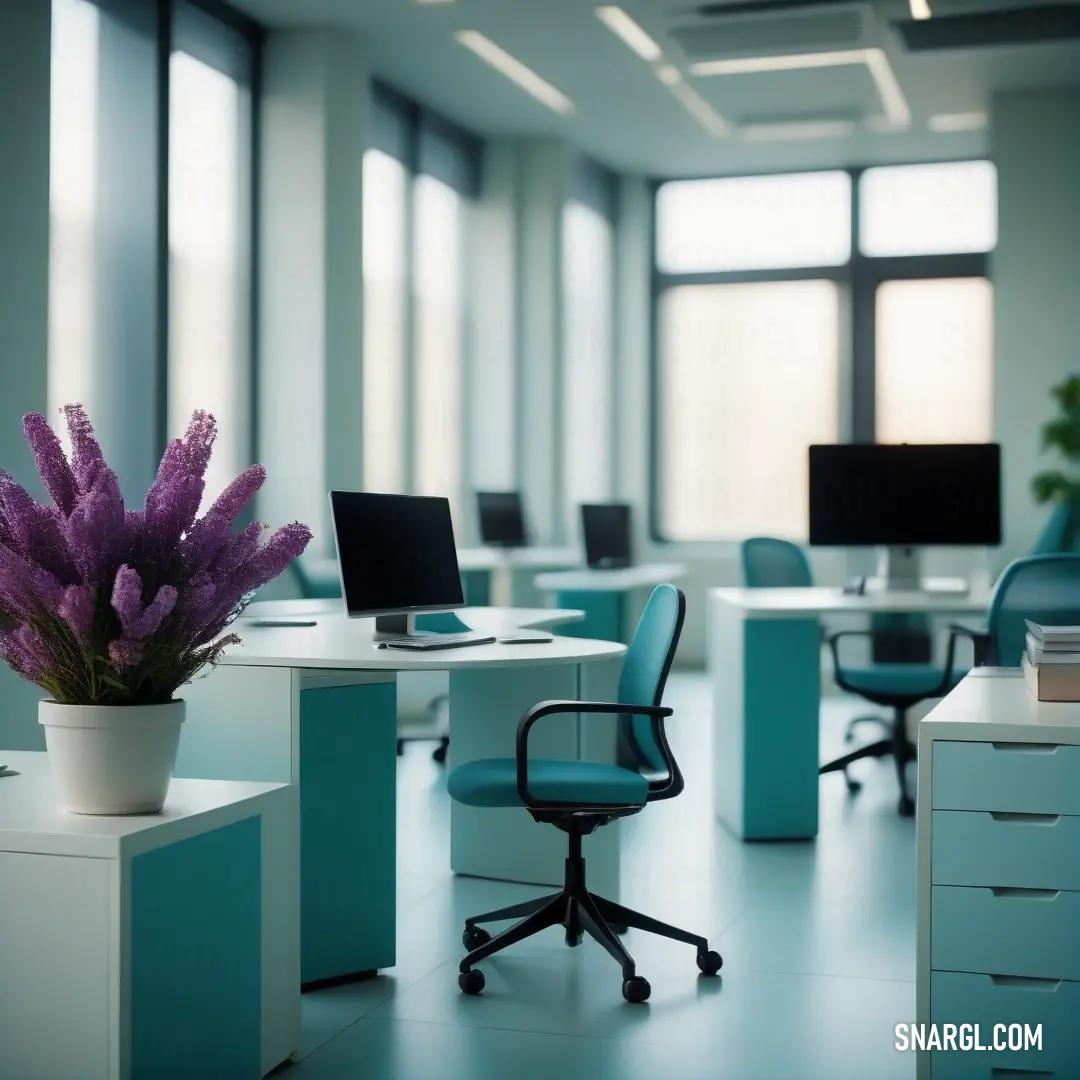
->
<box><xmin>581</xmin><ymin>503</ymin><xmax>633</xmax><ymax>569</ymax></box>
<box><xmin>476</xmin><ymin>491</ymin><xmax>527</xmax><ymax>547</ymax></box>
<box><xmin>329</xmin><ymin>492</ymin><xmax>464</xmax><ymax>627</ymax></box>
<box><xmin>808</xmin><ymin>444</ymin><xmax>1002</xmax><ymax>547</ymax></box>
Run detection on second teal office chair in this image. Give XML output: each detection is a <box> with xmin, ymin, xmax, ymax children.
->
<box><xmin>447</xmin><ymin>585</ymin><xmax>722</xmax><ymax>1003</ymax></box>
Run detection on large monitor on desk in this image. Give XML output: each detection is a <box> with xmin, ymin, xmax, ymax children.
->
<box><xmin>329</xmin><ymin>491</ymin><xmax>465</xmax><ymax>638</ymax></box>
<box><xmin>476</xmin><ymin>491</ymin><xmax>528</xmax><ymax>548</ymax></box>
<box><xmin>581</xmin><ymin>503</ymin><xmax>633</xmax><ymax>570</ymax></box>
<box><xmin>808</xmin><ymin>443</ymin><xmax>1001</xmax><ymax>589</ymax></box>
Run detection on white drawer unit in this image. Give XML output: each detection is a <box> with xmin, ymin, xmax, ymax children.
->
<box><xmin>916</xmin><ymin>671</ymin><xmax>1080</xmax><ymax>1080</ymax></box>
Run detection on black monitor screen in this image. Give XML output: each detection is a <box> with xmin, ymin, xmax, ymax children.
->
<box><xmin>582</xmin><ymin>504</ymin><xmax>633</xmax><ymax>569</ymax></box>
<box><xmin>808</xmin><ymin>444</ymin><xmax>1002</xmax><ymax>547</ymax></box>
<box><xmin>477</xmin><ymin>491</ymin><xmax>527</xmax><ymax>547</ymax></box>
<box><xmin>329</xmin><ymin>491</ymin><xmax>464</xmax><ymax>615</ymax></box>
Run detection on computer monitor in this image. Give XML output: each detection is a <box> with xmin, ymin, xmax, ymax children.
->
<box><xmin>329</xmin><ymin>491</ymin><xmax>464</xmax><ymax>637</ymax></box>
<box><xmin>808</xmin><ymin>443</ymin><xmax>1001</xmax><ymax>589</ymax></box>
<box><xmin>476</xmin><ymin>491</ymin><xmax>527</xmax><ymax>547</ymax></box>
<box><xmin>581</xmin><ymin>503</ymin><xmax>633</xmax><ymax>570</ymax></box>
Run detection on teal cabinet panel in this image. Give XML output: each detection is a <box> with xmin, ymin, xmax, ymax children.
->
<box><xmin>299</xmin><ymin>682</ymin><xmax>398</xmax><ymax>984</ymax></box>
<box><xmin>933</xmin><ymin>742</ymin><xmax>1080</xmax><ymax>815</ymax></box>
<box><xmin>555</xmin><ymin>590</ymin><xmax>625</xmax><ymax>643</ymax></box>
<box><xmin>932</xmin><ymin>811</ymin><xmax>1080</xmax><ymax>891</ymax></box>
<box><xmin>932</xmin><ymin>885</ymin><xmax>1080</xmax><ymax>981</ymax></box>
<box><xmin>929</xmin><ymin>969</ymin><xmax>1075</xmax><ymax>1079</ymax></box>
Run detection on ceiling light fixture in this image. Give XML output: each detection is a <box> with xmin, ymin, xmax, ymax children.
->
<box><xmin>596</xmin><ymin>5</ymin><xmax>663</xmax><ymax>62</ymax></box>
<box><xmin>928</xmin><ymin>110</ymin><xmax>987</xmax><ymax>132</ymax></box>
<box><xmin>456</xmin><ymin>31</ymin><xmax>574</xmax><ymax>116</ymax></box>
<box><xmin>740</xmin><ymin>119</ymin><xmax>855</xmax><ymax>141</ymax></box>
<box><xmin>655</xmin><ymin>62</ymin><xmax>682</xmax><ymax>86</ymax></box>
<box><xmin>909</xmin><ymin>0</ymin><xmax>932</xmax><ymax>20</ymax></box>
<box><xmin>689</xmin><ymin>47</ymin><xmax>910</xmax><ymax>130</ymax></box>
<box><xmin>669</xmin><ymin>81</ymin><xmax>731</xmax><ymax>137</ymax></box>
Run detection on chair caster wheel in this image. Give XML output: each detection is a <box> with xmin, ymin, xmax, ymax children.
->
<box><xmin>697</xmin><ymin>949</ymin><xmax>723</xmax><ymax>975</ymax></box>
<box><xmin>622</xmin><ymin>975</ymin><xmax>651</xmax><ymax>1003</ymax></box>
<box><xmin>396</xmin><ymin>739</ymin><xmax>404</xmax><ymax>756</ymax></box>
<box><xmin>898</xmin><ymin>794</ymin><xmax>915</xmax><ymax>817</ymax></box>
<box><xmin>846</xmin><ymin>777</ymin><xmax>862</xmax><ymax>794</ymax></box>
<box><xmin>462</xmin><ymin>926</ymin><xmax>491</xmax><ymax>951</ymax></box>
<box><xmin>432</xmin><ymin>743</ymin><xmax>447</xmax><ymax>764</ymax></box>
<box><xmin>458</xmin><ymin>969</ymin><xmax>485</xmax><ymax>995</ymax></box>
<box><xmin>609</xmin><ymin>922</ymin><xmax>628</xmax><ymax>935</ymax></box>
<box><xmin>565</xmin><ymin>927</ymin><xmax>583</xmax><ymax>947</ymax></box>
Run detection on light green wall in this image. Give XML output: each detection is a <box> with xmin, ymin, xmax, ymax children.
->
<box><xmin>0</xmin><ymin>0</ymin><xmax>51</xmax><ymax>746</ymax></box>
<box><xmin>991</xmin><ymin>89</ymin><xmax>1080</xmax><ymax>566</ymax></box>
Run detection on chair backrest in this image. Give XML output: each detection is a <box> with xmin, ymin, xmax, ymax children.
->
<box><xmin>1031</xmin><ymin>501</ymin><xmax>1080</xmax><ymax>555</ymax></box>
<box><xmin>618</xmin><ymin>584</ymin><xmax>685</xmax><ymax>773</ymax></box>
<box><xmin>987</xmin><ymin>554</ymin><xmax>1080</xmax><ymax>666</ymax></box>
<box><xmin>741</xmin><ymin>537</ymin><xmax>813</xmax><ymax>588</ymax></box>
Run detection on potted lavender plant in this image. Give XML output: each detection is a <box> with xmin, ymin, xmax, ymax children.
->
<box><xmin>0</xmin><ymin>405</ymin><xmax>311</xmax><ymax>814</ymax></box>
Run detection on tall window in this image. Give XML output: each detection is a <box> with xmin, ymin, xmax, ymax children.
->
<box><xmin>49</xmin><ymin>0</ymin><xmax>100</xmax><ymax>428</ymax></box>
<box><xmin>562</xmin><ymin>200</ymin><xmax>614</xmax><ymax>531</ymax></box>
<box><xmin>653</xmin><ymin>162</ymin><xmax>996</xmax><ymax>541</ymax></box>
<box><xmin>412</xmin><ymin>175</ymin><xmax>465</xmax><ymax>520</ymax></box>
<box><xmin>361</xmin><ymin>88</ymin><xmax>480</xmax><ymax>527</ymax></box>
<box><xmin>362</xmin><ymin>149</ymin><xmax>408</xmax><ymax>494</ymax></box>
<box><xmin>168</xmin><ymin>5</ymin><xmax>254</xmax><ymax>504</ymax></box>
<box><xmin>654</xmin><ymin>171</ymin><xmax>848</xmax><ymax>541</ymax></box>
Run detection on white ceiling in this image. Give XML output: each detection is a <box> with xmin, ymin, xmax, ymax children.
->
<box><xmin>232</xmin><ymin>0</ymin><xmax>1080</xmax><ymax>176</ymax></box>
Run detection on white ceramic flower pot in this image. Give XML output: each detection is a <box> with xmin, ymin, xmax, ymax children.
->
<box><xmin>39</xmin><ymin>700</ymin><xmax>185</xmax><ymax>815</ymax></box>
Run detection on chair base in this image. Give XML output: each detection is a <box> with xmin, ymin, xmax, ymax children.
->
<box><xmin>821</xmin><ymin>707</ymin><xmax>916</xmax><ymax>817</ymax></box>
<box><xmin>458</xmin><ymin>832</ymin><xmax>722</xmax><ymax>1003</ymax></box>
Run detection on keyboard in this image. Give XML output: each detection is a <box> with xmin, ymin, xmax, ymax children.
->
<box><xmin>377</xmin><ymin>632</ymin><xmax>496</xmax><ymax>651</ymax></box>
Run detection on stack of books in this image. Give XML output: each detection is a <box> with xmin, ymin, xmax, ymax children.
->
<box><xmin>1024</xmin><ymin>621</ymin><xmax>1080</xmax><ymax>701</ymax></box>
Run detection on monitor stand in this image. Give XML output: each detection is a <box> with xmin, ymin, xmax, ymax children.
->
<box><xmin>877</xmin><ymin>546</ymin><xmax>921</xmax><ymax>592</ymax></box>
<box><xmin>373</xmin><ymin>613</ymin><xmax>432</xmax><ymax>641</ymax></box>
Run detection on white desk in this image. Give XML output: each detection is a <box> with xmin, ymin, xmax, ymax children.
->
<box><xmin>0</xmin><ymin>752</ymin><xmax>298</xmax><ymax>1079</ymax></box>
<box><xmin>709</xmin><ymin>586</ymin><xmax>989</xmax><ymax>841</ymax></box>
<box><xmin>457</xmin><ymin>546</ymin><xmax>581</xmax><ymax>607</ymax></box>
<box><xmin>177</xmin><ymin>613</ymin><xmax>626</xmax><ymax>987</ymax></box>
<box><xmin>916</xmin><ymin>670</ymin><xmax>1080</xmax><ymax>1079</ymax></box>
<box><xmin>533</xmin><ymin>564</ymin><xmax>687</xmax><ymax>645</ymax></box>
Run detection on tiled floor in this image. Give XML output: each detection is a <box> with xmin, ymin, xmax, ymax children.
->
<box><xmin>287</xmin><ymin>674</ymin><xmax>917</xmax><ymax>1080</ymax></box>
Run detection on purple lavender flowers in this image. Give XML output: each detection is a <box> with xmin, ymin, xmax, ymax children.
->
<box><xmin>0</xmin><ymin>405</ymin><xmax>311</xmax><ymax>705</ymax></box>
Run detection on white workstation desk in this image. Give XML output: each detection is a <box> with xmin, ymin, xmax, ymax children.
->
<box><xmin>709</xmin><ymin>584</ymin><xmax>990</xmax><ymax>841</ymax></box>
<box><xmin>177</xmin><ymin>607</ymin><xmax>626</xmax><ymax>988</ymax></box>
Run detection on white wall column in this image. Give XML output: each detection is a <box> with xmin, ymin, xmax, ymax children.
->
<box><xmin>0</xmin><ymin>0</ymin><xmax>52</xmax><ymax>746</ymax></box>
<box><xmin>991</xmin><ymin>89</ymin><xmax>1080</xmax><ymax>567</ymax></box>
<box><xmin>258</xmin><ymin>29</ymin><xmax>366</xmax><ymax>562</ymax></box>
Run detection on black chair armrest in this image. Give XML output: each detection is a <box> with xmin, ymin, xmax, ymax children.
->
<box><xmin>824</xmin><ymin>630</ymin><xmax>876</xmax><ymax>696</ymax></box>
<box><xmin>515</xmin><ymin>700</ymin><xmax>673</xmax><ymax>809</ymax></box>
<box><xmin>946</xmin><ymin>623</ymin><xmax>994</xmax><ymax>667</ymax></box>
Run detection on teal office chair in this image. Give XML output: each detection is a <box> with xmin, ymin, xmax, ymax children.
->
<box><xmin>447</xmin><ymin>585</ymin><xmax>722</xmax><ymax>1003</ymax></box>
<box><xmin>947</xmin><ymin>553</ymin><xmax>1080</xmax><ymax>668</ymax></box>
<box><xmin>740</xmin><ymin>538</ymin><xmax>930</xmax><ymax>746</ymax></box>
<box><xmin>1030</xmin><ymin>501</ymin><xmax>1080</xmax><ymax>556</ymax></box>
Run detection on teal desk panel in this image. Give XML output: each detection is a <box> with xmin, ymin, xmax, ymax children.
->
<box><xmin>131</xmin><ymin>816</ymin><xmax>262</xmax><ymax>1080</ymax></box>
<box><xmin>743</xmin><ymin>618</ymin><xmax>821</xmax><ymax>840</ymax></box>
<box><xmin>461</xmin><ymin>569</ymin><xmax>491</xmax><ymax>607</ymax></box>
<box><xmin>299</xmin><ymin>682</ymin><xmax>397</xmax><ymax>984</ymax></box>
<box><xmin>555</xmin><ymin>590</ymin><xmax>625</xmax><ymax>643</ymax></box>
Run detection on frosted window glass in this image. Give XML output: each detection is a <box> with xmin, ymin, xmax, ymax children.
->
<box><xmin>658</xmin><ymin>280</ymin><xmax>840</xmax><ymax>540</ymax></box>
<box><xmin>656</xmin><ymin>172</ymin><xmax>850</xmax><ymax>273</ymax></box>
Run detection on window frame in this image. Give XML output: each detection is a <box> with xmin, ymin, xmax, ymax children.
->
<box><xmin>648</xmin><ymin>161</ymin><xmax>992</xmax><ymax>544</ymax></box>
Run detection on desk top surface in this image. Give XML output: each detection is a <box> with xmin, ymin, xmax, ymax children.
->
<box><xmin>710</xmin><ymin>585</ymin><xmax>989</xmax><ymax>617</ymax></box>
<box><xmin>456</xmin><ymin>546</ymin><xmax>581</xmax><ymax>571</ymax></box>
<box><xmin>920</xmin><ymin>668</ymin><xmax>1080</xmax><ymax>745</ymax></box>
<box><xmin>222</xmin><ymin>610</ymin><xmax>625</xmax><ymax>670</ymax></box>
<box><xmin>0</xmin><ymin>752</ymin><xmax>288</xmax><ymax>859</ymax></box>
<box><xmin>242</xmin><ymin>602</ymin><xmax>584</xmax><ymax>632</ymax></box>
<box><xmin>534</xmin><ymin>564</ymin><xmax>687</xmax><ymax>592</ymax></box>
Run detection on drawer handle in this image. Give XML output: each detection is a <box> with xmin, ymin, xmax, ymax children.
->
<box><xmin>990</xmin><ymin>743</ymin><xmax>1060</xmax><ymax>754</ymax></box>
<box><xmin>990</xmin><ymin>1071</ymin><xmax>1054</xmax><ymax>1078</ymax></box>
<box><xmin>989</xmin><ymin>974</ymin><xmax>1062</xmax><ymax>992</ymax></box>
<box><xmin>989</xmin><ymin>812</ymin><xmax>1062</xmax><ymax>825</ymax></box>
<box><xmin>990</xmin><ymin>887</ymin><xmax>1060</xmax><ymax>901</ymax></box>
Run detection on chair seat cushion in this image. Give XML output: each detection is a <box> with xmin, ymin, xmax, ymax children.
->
<box><xmin>448</xmin><ymin>758</ymin><xmax>649</xmax><ymax>808</ymax></box>
<box><xmin>840</xmin><ymin>664</ymin><xmax>968</xmax><ymax>699</ymax></box>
